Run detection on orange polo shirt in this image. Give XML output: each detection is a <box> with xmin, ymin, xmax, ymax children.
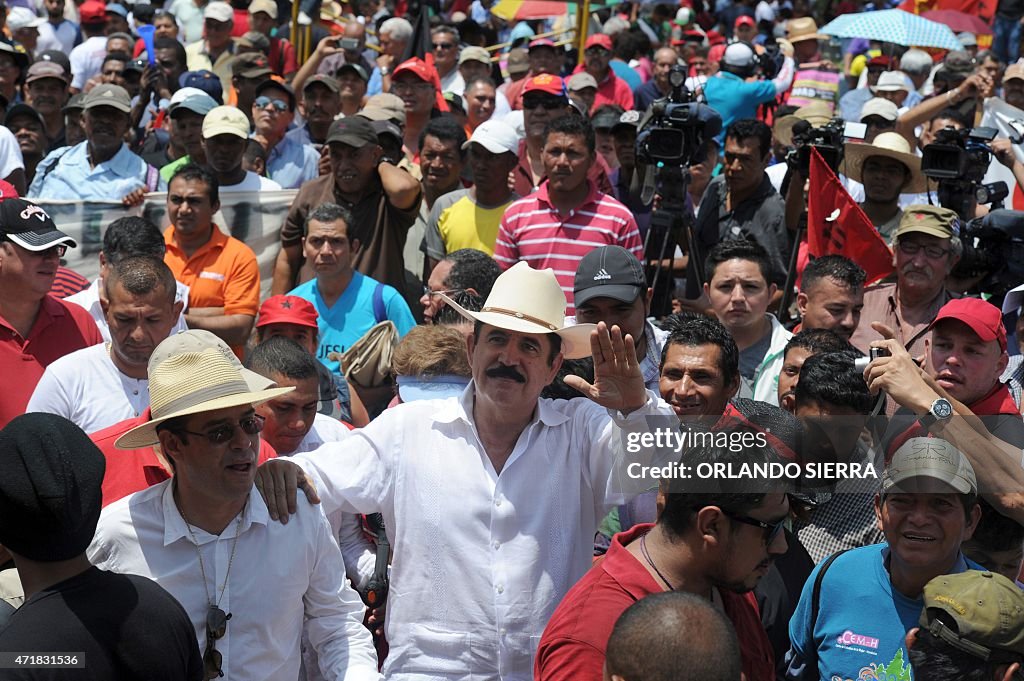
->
<box><xmin>163</xmin><ymin>225</ymin><xmax>260</xmax><ymax>354</ymax></box>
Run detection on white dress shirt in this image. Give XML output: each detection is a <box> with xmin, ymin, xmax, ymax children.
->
<box><xmin>89</xmin><ymin>483</ymin><xmax>381</xmax><ymax>681</ymax></box>
<box><xmin>25</xmin><ymin>343</ymin><xmax>148</xmax><ymax>434</ymax></box>
<box><xmin>65</xmin><ymin>278</ymin><xmax>190</xmax><ymax>343</ymax></box>
<box><xmin>296</xmin><ymin>384</ymin><xmax>673</xmax><ymax>680</ymax></box>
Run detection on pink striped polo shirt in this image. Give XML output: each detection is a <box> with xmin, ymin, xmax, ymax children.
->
<box><xmin>493</xmin><ymin>181</ymin><xmax>642</xmax><ymax>313</ymax></box>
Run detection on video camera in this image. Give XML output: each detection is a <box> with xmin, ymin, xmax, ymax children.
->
<box><xmin>635</xmin><ymin>65</ymin><xmax>721</xmax><ymax>166</ymax></box>
<box><xmin>921</xmin><ymin>126</ymin><xmax>1009</xmax><ymax>219</ymax></box>
<box><xmin>950</xmin><ymin>209</ymin><xmax>1024</xmax><ymax>303</ymax></box>
<box><xmin>786</xmin><ymin>118</ymin><xmax>866</xmax><ymax>177</ymax></box>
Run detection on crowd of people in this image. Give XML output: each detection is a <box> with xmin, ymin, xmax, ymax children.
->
<box><xmin>2</xmin><ymin>0</ymin><xmax>1024</xmax><ymax>679</ymax></box>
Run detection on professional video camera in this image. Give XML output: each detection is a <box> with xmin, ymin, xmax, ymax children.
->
<box><xmin>633</xmin><ymin>65</ymin><xmax>721</xmax><ymax>315</ymax></box>
<box><xmin>785</xmin><ymin>118</ymin><xmax>867</xmax><ymax>177</ymax></box>
<box><xmin>921</xmin><ymin>126</ymin><xmax>1009</xmax><ymax>220</ymax></box>
<box><xmin>949</xmin><ymin>209</ymin><xmax>1024</xmax><ymax>304</ymax></box>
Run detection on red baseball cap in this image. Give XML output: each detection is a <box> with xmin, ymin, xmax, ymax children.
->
<box><xmin>391</xmin><ymin>57</ymin><xmax>448</xmax><ymax>113</ymax></box>
<box><xmin>706</xmin><ymin>30</ymin><xmax>725</xmax><ymax>45</ymax></box>
<box><xmin>0</xmin><ymin>179</ymin><xmax>19</xmax><ymax>200</ymax></box>
<box><xmin>528</xmin><ymin>38</ymin><xmax>556</xmax><ymax>51</ymax></box>
<box><xmin>735</xmin><ymin>15</ymin><xmax>756</xmax><ymax>28</ymax></box>
<box><xmin>522</xmin><ymin>73</ymin><xmax>566</xmax><ymax>97</ymax></box>
<box><xmin>868</xmin><ymin>55</ymin><xmax>892</xmax><ymax>68</ymax></box>
<box><xmin>931</xmin><ymin>298</ymin><xmax>1007</xmax><ymax>351</ymax></box>
<box><xmin>584</xmin><ymin>34</ymin><xmax>612</xmax><ymax>51</ymax></box>
<box><xmin>79</xmin><ymin>0</ymin><xmax>107</xmax><ymax>24</ymax></box>
<box><xmin>256</xmin><ymin>295</ymin><xmax>319</xmax><ymax>330</ymax></box>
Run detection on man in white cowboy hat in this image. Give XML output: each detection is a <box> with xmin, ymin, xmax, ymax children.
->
<box><xmin>88</xmin><ymin>334</ymin><xmax>381</xmax><ymax>681</ymax></box>
<box><xmin>872</xmin><ymin>70</ymin><xmax>913</xmax><ymax>112</ymax></box>
<box><xmin>843</xmin><ymin>131</ymin><xmax>929</xmax><ymax>240</ymax></box>
<box><xmin>257</xmin><ymin>261</ymin><xmax>676</xmax><ymax>681</ymax></box>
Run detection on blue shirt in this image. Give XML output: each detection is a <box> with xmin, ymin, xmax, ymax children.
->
<box><xmin>786</xmin><ymin>543</ymin><xmax>981</xmax><ymax>681</ymax></box>
<box><xmin>704</xmin><ymin>72</ymin><xmax>778</xmax><ymax>143</ymax></box>
<box><xmin>28</xmin><ymin>142</ymin><xmax>165</xmax><ymax>201</ymax></box>
<box><xmin>610</xmin><ymin>60</ymin><xmax>642</xmax><ymax>93</ymax></box>
<box><xmin>264</xmin><ymin>134</ymin><xmax>320</xmax><ymax>190</ymax></box>
<box><xmin>290</xmin><ymin>271</ymin><xmax>416</xmax><ymax>374</ymax></box>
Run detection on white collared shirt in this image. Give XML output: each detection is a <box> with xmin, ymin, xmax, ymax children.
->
<box><xmin>297</xmin><ymin>384</ymin><xmax>672</xmax><ymax>680</ymax></box>
<box><xmin>25</xmin><ymin>343</ymin><xmax>148</xmax><ymax>434</ymax></box>
<box><xmin>88</xmin><ymin>483</ymin><xmax>381</xmax><ymax>681</ymax></box>
<box><xmin>65</xmin><ymin>278</ymin><xmax>190</xmax><ymax>343</ymax></box>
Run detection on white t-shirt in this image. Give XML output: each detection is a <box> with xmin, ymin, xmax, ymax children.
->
<box><xmin>221</xmin><ymin>171</ymin><xmax>283</xmax><ymax>193</ymax></box>
<box><xmin>25</xmin><ymin>343</ymin><xmax>149</xmax><ymax>434</ymax></box>
<box><xmin>0</xmin><ymin>126</ymin><xmax>24</xmax><ymax>180</ymax></box>
<box><xmin>69</xmin><ymin>35</ymin><xmax>109</xmax><ymax>90</ymax></box>
<box><xmin>65</xmin><ymin>278</ymin><xmax>189</xmax><ymax>343</ymax></box>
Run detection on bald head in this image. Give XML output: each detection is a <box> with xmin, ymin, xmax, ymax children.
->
<box><xmin>654</xmin><ymin>47</ymin><xmax>678</xmax><ymax>63</ymax></box>
<box><xmin>344</xmin><ymin>21</ymin><xmax>365</xmax><ymax>40</ymax></box>
<box><xmin>604</xmin><ymin>592</ymin><xmax>741</xmax><ymax>681</ymax></box>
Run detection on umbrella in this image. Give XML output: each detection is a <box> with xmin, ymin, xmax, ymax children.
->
<box><xmin>819</xmin><ymin>9</ymin><xmax>963</xmax><ymax>50</ymax></box>
<box><xmin>491</xmin><ymin>0</ymin><xmax>574</xmax><ymax>20</ymax></box>
<box><xmin>922</xmin><ymin>9</ymin><xmax>993</xmax><ymax>36</ymax></box>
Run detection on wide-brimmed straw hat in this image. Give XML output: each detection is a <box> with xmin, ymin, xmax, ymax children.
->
<box><xmin>843</xmin><ymin>132</ymin><xmax>928</xmax><ymax>194</ymax></box>
<box><xmin>786</xmin><ymin>17</ymin><xmax>827</xmax><ymax>43</ymax></box>
<box><xmin>773</xmin><ymin>101</ymin><xmax>832</xmax><ymax>147</ymax></box>
<box><xmin>440</xmin><ymin>261</ymin><xmax>596</xmax><ymax>359</ymax></box>
<box><xmin>115</xmin><ymin>347</ymin><xmax>294</xmax><ymax>450</ymax></box>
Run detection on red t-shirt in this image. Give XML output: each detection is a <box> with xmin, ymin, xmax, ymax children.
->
<box><xmin>535</xmin><ymin>523</ymin><xmax>775</xmax><ymax>681</ymax></box>
<box><xmin>93</xmin><ymin>409</ymin><xmax>279</xmax><ymax>508</ymax></box>
<box><xmin>0</xmin><ymin>296</ymin><xmax>103</xmax><ymax>428</ymax></box>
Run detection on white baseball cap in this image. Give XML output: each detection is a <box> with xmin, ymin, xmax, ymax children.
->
<box><xmin>463</xmin><ymin>119</ymin><xmax>519</xmax><ymax>155</ymax></box>
<box><xmin>7</xmin><ymin>7</ymin><xmax>45</xmax><ymax>31</ymax></box>
<box><xmin>722</xmin><ymin>42</ymin><xmax>757</xmax><ymax>69</ymax></box>
<box><xmin>203</xmin><ymin>1</ymin><xmax>233</xmax><ymax>23</ymax></box>
<box><xmin>860</xmin><ymin>97</ymin><xmax>899</xmax><ymax>122</ymax></box>
<box><xmin>871</xmin><ymin>70</ymin><xmax>911</xmax><ymax>93</ymax></box>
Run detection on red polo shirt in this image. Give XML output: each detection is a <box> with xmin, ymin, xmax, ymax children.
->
<box><xmin>535</xmin><ymin>523</ymin><xmax>775</xmax><ymax>681</ymax></box>
<box><xmin>93</xmin><ymin>410</ymin><xmax>279</xmax><ymax>508</ymax></box>
<box><xmin>0</xmin><ymin>295</ymin><xmax>103</xmax><ymax>428</ymax></box>
<box><xmin>571</xmin><ymin>65</ymin><xmax>635</xmax><ymax>110</ymax></box>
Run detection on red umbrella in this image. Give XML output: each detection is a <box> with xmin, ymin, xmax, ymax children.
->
<box><xmin>922</xmin><ymin>9</ymin><xmax>993</xmax><ymax>36</ymax></box>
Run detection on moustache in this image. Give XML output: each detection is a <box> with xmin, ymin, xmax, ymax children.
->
<box><xmin>485</xmin><ymin>364</ymin><xmax>525</xmax><ymax>383</ymax></box>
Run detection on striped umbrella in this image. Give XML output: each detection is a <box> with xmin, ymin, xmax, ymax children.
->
<box><xmin>819</xmin><ymin>9</ymin><xmax>963</xmax><ymax>50</ymax></box>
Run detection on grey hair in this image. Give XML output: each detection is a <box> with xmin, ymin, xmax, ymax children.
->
<box><xmin>900</xmin><ymin>49</ymin><xmax>933</xmax><ymax>76</ymax></box>
<box><xmin>380</xmin><ymin>17</ymin><xmax>413</xmax><ymax>41</ymax></box>
<box><xmin>431</xmin><ymin>25</ymin><xmax>460</xmax><ymax>42</ymax></box>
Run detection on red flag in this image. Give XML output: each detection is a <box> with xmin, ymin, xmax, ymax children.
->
<box><xmin>806</xmin><ymin>147</ymin><xmax>895</xmax><ymax>285</ymax></box>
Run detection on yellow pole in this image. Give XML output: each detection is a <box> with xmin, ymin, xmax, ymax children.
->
<box><xmin>577</xmin><ymin>0</ymin><xmax>590</xmax><ymax>66</ymax></box>
<box><xmin>486</xmin><ymin>27</ymin><xmax>574</xmax><ymax>52</ymax></box>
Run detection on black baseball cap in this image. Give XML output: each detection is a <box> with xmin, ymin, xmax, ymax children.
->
<box><xmin>574</xmin><ymin>245</ymin><xmax>646</xmax><ymax>306</ymax></box>
<box><xmin>0</xmin><ymin>199</ymin><xmax>77</xmax><ymax>252</ymax></box>
<box><xmin>326</xmin><ymin>116</ymin><xmax>378</xmax><ymax>147</ymax></box>
<box><xmin>337</xmin><ymin>63</ymin><xmax>369</xmax><ymax>83</ymax></box>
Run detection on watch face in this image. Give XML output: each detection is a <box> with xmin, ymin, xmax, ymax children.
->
<box><xmin>933</xmin><ymin>399</ymin><xmax>953</xmax><ymax>419</ymax></box>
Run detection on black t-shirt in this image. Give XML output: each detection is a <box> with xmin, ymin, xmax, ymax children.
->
<box><xmin>0</xmin><ymin>566</ymin><xmax>202</xmax><ymax>680</ymax></box>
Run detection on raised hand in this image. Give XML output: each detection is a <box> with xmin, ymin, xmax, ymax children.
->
<box><xmin>564</xmin><ymin>322</ymin><xmax>647</xmax><ymax>414</ymax></box>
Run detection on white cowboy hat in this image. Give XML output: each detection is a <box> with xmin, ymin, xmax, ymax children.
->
<box><xmin>115</xmin><ymin>347</ymin><xmax>295</xmax><ymax>450</ymax></box>
<box><xmin>843</xmin><ymin>132</ymin><xmax>929</xmax><ymax>194</ymax></box>
<box><xmin>440</xmin><ymin>261</ymin><xmax>596</xmax><ymax>359</ymax></box>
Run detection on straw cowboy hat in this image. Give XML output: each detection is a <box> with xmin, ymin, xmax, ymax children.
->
<box><xmin>843</xmin><ymin>132</ymin><xmax>928</xmax><ymax>194</ymax></box>
<box><xmin>440</xmin><ymin>261</ymin><xmax>596</xmax><ymax>359</ymax></box>
<box><xmin>773</xmin><ymin>101</ymin><xmax>833</xmax><ymax>147</ymax></box>
<box><xmin>115</xmin><ymin>346</ymin><xmax>294</xmax><ymax>450</ymax></box>
<box><xmin>786</xmin><ymin>17</ymin><xmax>827</xmax><ymax>43</ymax></box>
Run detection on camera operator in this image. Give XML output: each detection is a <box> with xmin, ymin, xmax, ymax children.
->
<box><xmin>844</xmin><ymin>132</ymin><xmax>928</xmax><ymax>240</ymax></box>
<box><xmin>704</xmin><ymin>42</ymin><xmax>795</xmax><ymax>137</ymax></box>
<box><xmin>864</xmin><ymin>315</ymin><xmax>1024</xmax><ymax>526</ymax></box>
<box><xmin>895</xmin><ymin>71</ymin><xmax>994</xmax><ymax>150</ymax></box>
<box><xmin>850</xmin><ymin>206</ymin><xmax>961</xmax><ymax>357</ymax></box>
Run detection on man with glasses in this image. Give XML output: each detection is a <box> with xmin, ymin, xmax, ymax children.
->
<box><xmin>88</xmin><ymin>336</ymin><xmax>379</xmax><ymax>681</ymax></box>
<box><xmin>576</xmin><ymin>34</ymin><xmax>633</xmax><ymax>111</ymax></box>
<box><xmin>431</xmin><ymin>25</ymin><xmax>464</xmax><ymax>95</ymax></box>
<box><xmin>288</xmin><ymin>202</ymin><xmax>415</xmax><ymax>376</ymax></box>
<box><xmin>851</xmin><ymin>205</ymin><xmax>961</xmax><ymax>358</ymax></box>
<box><xmin>784</xmin><ymin>438</ymin><xmax>982</xmax><ymax>681</ymax></box>
<box><xmin>0</xmin><ymin>197</ymin><xmax>103</xmax><ymax>428</ymax></box>
<box><xmin>511</xmin><ymin>73</ymin><xmax>613</xmax><ymax>196</ymax></box>
<box><xmin>419</xmin><ymin>248</ymin><xmax>501</xmax><ymax>325</ymax></box>
<box><xmin>505</xmin><ymin>38</ymin><xmax>564</xmax><ymax>110</ymax></box>
<box><xmin>184</xmin><ymin>1</ymin><xmax>238</xmax><ymax>94</ymax></box>
<box><xmin>251</xmin><ymin>80</ymin><xmax>319</xmax><ymax>189</ymax></box>
<box><xmin>390</xmin><ymin>57</ymin><xmax>443</xmax><ymax>158</ymax></box>
<box><xmin>536</xmin><ymin>432</ymin><xmax>789</xmax><ymax>681</ymax></box>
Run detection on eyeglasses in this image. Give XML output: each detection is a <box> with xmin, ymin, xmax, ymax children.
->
<box><xmin>177</xmin><ymin>414</ymin><xmax>265</xmax><ymax>445</ymax></box>
<box><xmin>254</xmin><ymin>96</ymin><xmax>288</xmax><ymax>112</ymax></box>
<box><xmin>203</xmin><ymin>605</ymin><xmax>231</xmax><ymax>680</ymax></box>
<box><xmin>722</xmin><ymin>509</ymin><xmax>787</xmax><ymax>546</ymax></box>
<box><xmin>390</xmin><ymin>80</ymin><xmax>433</xmax><ymax>94</ymax></box>
<box><xmin>432</xmin><ymin>42</ymin><xmax>457</xmax><ymax>51</ymax></box>
<box><xmin>898</xmin><ymin>240</ymin><xmax>951</xmax><ymax>259</ymax></box>
<box><xmin>522</xmin><ymin>97</ymin><xmax>565</xmax><ymax>111</ymax></box>
<box><xmin>422</xmin><ymin>286</ymin><xmax>464</xmax><ymax>298</ymax></box>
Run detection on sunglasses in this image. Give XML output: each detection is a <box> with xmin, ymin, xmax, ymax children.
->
<box><xmin>177</xmin><ymin>414</ymin><xmax>265</xmax><ymax>446</ymax></box>
<box><xmin>522</xmin><ymin>97</ymin><xmax>565</xmax><ymax>111</ymax></box>
<box><xmin>254</xmin><ymin>96</ymin><xmax>289</xmax><ymax>112</ymax></box>
<box><xmin>723</xmin><ymin>509</ymin><xmax>787</xmax><ymax>546</ymax></box>
<box><xmin>203</xmin><ymin>605</ymin><xmax>230</xmax><ymax>680</ymax></box>
<box><xmin>432</xmin><ymin>42</ymin><xmax>456</xmax><ymax>50</ymax></box>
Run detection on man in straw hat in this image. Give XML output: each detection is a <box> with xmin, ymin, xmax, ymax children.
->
<box><xmin>785</xmin><ymin>437</ymin><xmax>983</xmax><ymax>681</ymax></box>
<box><xmin>843</xmin><ymin>131</ymin><xmax>929</xmax><ymax>241</ymax></box>
<box><xmin>908</xmin><ymin>570</ymin><xmax>1024</xmax><ymax>681</ymax></box>
<box><xmin>257</xmin><ymin>261</ymin><xmax>676</xmax><ymax>680</ymax></box>
<box><xmin>87</xmin><ymin>332</ymin><xmax>380</xmax><ymax>681</ymax></box>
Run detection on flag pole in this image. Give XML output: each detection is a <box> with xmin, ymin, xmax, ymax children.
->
<box><xmin>577</xmin><ymin>0</ymin><xmax>590</xmax><ymax>65</ymax></box>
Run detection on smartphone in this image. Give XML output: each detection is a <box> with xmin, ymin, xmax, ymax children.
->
<box><xmin>339</xmin><ymin>37</ymin><xmax>360</xmax><ymax>51</ymax></box>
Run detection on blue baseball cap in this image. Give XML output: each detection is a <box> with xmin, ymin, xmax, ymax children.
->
<box><xmin>178</xmin><ymin>70</ymin><xmax>224</xmax><ymax>104</ymax></box>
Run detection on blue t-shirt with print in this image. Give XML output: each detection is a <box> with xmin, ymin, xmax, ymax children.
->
<box><xmin>785</xmin><ymin>543</ymin><xmax>982</xmax><ymax>681</ymax></box>
<box><xmin>290</xmin><ymin>271</ymin><xmax>416</xmax><ymax>374</ymax></box>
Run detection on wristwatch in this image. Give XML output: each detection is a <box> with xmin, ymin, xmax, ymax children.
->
<box><xmin>918</xmin><ymin>397</ymin><xmax>953</xmax><ymax>429</ymax></box>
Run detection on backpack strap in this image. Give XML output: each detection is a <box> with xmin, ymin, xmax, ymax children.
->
<box><xmin>372</xmin><ymin>282</ymin><xmax>386</xmax><ymax>324</ymax></box>
<box><xmin>806</xmin><ymin>548</ymin><xmax>850</xmax><ymax>671</ymax></box>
